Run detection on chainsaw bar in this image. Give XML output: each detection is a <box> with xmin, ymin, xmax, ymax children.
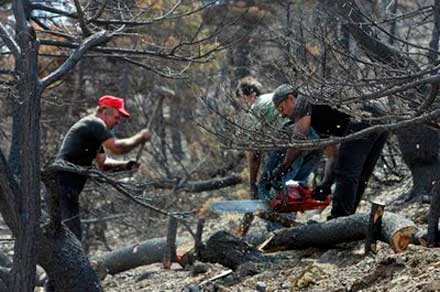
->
<box><xmin>211</xmin><ymin>200</ymin><xmax>271</xmax><ymax>214</ymax></box>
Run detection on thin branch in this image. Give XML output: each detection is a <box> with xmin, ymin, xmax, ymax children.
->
<box><xmin>0</xmin><ymin>22</ymin><xmax>20</xmax><ymax>57</ymax></box>
<box><xmin>73</xmin><ymin>0</ymin><xmax>92</xmax><ymax>36</ymax></box>
<box><xmin>40</xmin><ymin>30</ymin><xmax>111</xmax><ymax>90</ymax></box>
<box><xmin>226</xmin><ymin>107</ymin><xmax>440</xmax><ymax>151</ymax></box>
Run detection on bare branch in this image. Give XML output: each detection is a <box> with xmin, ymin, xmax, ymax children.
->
<box><xmin>73</xmin><ymin>0</ymin><xmax>92</xmax><ymax>36</ymax></box>
<box><xmin>40</xmin><ymin>30</ymin><xmax>111</xmax><ymax>90</ymax></box>
<box><xmin>0</xmin><ymin>22</ymin><xmax>20</xmax><ymax>57</ymax></box>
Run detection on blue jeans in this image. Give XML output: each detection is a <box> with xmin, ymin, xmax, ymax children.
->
<box><xmin>257</xmin><ymin>128</ymin><xmax>321</xmax><ymax>200</ymax></box>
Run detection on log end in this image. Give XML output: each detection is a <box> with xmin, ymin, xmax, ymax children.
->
<box><xmin>390</xmin><ymin>226</ymin><xmax>418</xmax><ymax>253</ymax></box>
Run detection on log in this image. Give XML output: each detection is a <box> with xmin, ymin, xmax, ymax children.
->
<box><xmin>95</xmin><ymin>237</ymin><xmax>175</xmax><ymax>277</ymax></box>
<box><xmin>262</xmin><ymin>213</ymin><xmax>417</xmax><ymax>253</ymax></box>
<box><xmin>198</xmin><ymin>231</ymin><xmax>266</xmax><ymax>270</ymax></box>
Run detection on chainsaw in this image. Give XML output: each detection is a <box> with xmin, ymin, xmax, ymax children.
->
<box><xmin>211</xmin><ymin>181</ymin><xmax>331</xmax><ymax>214</ymax></box>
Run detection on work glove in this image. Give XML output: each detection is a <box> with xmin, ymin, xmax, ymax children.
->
<box><xmin>126</xmin><ymin>160</ymin><xmax>141</xmax><ymax>171</ymax></box>
<box><xmin>312</xmin><ymin>184</ymin><xmax>332</xmax><ymax>201</ymax></box>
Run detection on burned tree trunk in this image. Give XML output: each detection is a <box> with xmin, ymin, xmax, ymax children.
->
<box><xmin>40</xmin><ymin>169</ymin><xmax>103</xmax><ymax>292</ymax></box>
<box><xmin>262</xmin><ymin>213</ymin><xmax>417</xmax><ymax>253</ymax></box>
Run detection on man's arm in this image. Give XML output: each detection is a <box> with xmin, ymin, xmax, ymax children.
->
<box><xmin>95</xmin><ymin>153</ymin><xmax>139</xmax><ymax>172</ymax></box>
<box><xmin>278</xmin><ymin>115</ymin><xmax>311</xmax><ymax>171</ymax></box>
<box><xmin>102</xmin><ymin>129</ymin><xmax>151</xmax><ymax>155</ymax></box>
<box><xmin>247</xmin><ymin>150</ymin><xmax>261</xmax><ymax>198</ymax></box>
<box><xmin>312</xmin><ymin>144</ymin><xmax>338</xmax><ymax>200</ymax></box>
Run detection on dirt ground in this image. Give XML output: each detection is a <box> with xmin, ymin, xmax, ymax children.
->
<box><xmin>85</xmin><ymin>178</ymin><xmax>440</xmax><ymax>292</ymax></box>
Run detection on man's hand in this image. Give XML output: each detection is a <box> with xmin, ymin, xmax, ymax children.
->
<box><xmin>126</xmin><ymin>160</ymin><xmax>141</xmax><ymax>171</ymax></box>
<box><xmin>268</xmin><ymin>165</ymin><xmax>287</xmax><ymax>184</ymax></box>
<box><xmin>250</xmin><ymin>183</ymin><xmax>258</xmax><ymax>199</ymax></box>
<box><xmin>140</xmin><ymin>129</ymin><xmax>152</xmax><ymax>143</ymax></box>
<box><xmin>312</xmin><ymin>184</ymin><xmax>332</xmax><ymax>201</ymax></box>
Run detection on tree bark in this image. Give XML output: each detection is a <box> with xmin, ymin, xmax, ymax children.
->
<box><xmin>262</xmin><ymin>213</ymin><xmax>417</xmax><ymax>253</ymax></box>
<box><xmin>95</xmin><ymin>237</ymin><xmax>172</xmax><ymax>277</ymax></box>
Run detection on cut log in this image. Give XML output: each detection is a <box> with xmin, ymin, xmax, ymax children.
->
<box><xmin>95</xmin><ymin>237</ymin><xmax>173</xmax><ymax>277</ymax></box>
<box><xmin>262</xmin><ymin>213</ymin><xmax>417</xmax><ymax>253</ymax></box>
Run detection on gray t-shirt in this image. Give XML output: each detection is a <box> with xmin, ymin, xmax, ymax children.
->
<box><xmin>56</xmin><ymin>115</ymin><xmax>114</xmax><ymax>166</ymax></box>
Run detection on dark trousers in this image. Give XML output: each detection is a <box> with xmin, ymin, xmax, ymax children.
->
<box><xmin>56</xmin><ymin>172</ymin><xmax>85</xmax><ymax>241</ymax></box>
<box><xmin>331</xmin><ymin>124</ymin><xmax>388</xmax><ymax>218</ymax></box>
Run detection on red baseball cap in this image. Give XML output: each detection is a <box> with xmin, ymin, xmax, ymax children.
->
<box><xmin>98</xmin><ymin>95</ymin><xmax>130</xmax><ymax>118</ymax></box>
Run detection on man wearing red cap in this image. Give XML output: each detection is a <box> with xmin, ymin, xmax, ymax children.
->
<box><xmin>54</xmin><ymin>95</ymin><xmax>152</xmax><ymax>241</ymax></box>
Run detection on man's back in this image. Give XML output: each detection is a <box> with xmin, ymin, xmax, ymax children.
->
<box><xmin>56</xmin><ymin>115</ymin><xmax>114</xmax><ymax>167</ymax></box>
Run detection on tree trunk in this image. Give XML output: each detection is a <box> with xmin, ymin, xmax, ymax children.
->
<box><xmin>262</xmin><ymin>213</ymin><xmax>417</xmax><ymax>253</ymax></box>
<box><xmin>9</xmin><ymin>3</ymin><xmax>41</xmax><ymax>289</ymax></box>
<box><xmin>37</xmin><ymin>229</ymin><xmax>103</xmax><ymax>292</ymax></box>
<box><xmin>95</xmin><ymin>237</ymin><xmax>172</xmax><ymax>277</ymax></box>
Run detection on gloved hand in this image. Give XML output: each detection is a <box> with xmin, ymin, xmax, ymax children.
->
<box><xmin>268</xmin><ymin>166</ymin><xmax>286</xmax><ymax>183</ymax></box>
<box><xmin>126</xmin><ymin>160</ymin><xmax>141</xmax><ymax>171</ymax></box>
<box><xmin>312</xmin><ymin>184</ymin><xmax>332</xmax><ymax>201</ymax></box>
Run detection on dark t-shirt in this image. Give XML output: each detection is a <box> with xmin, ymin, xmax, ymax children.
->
<box><xmin>56</xmin><ymin>115</ymin><xmax>114</xmax><ymax>166</ymax></box>
<box><xmin>295</xmin><ymin>95</ymin><xmax>351</xmax><ymax>137</ymax></box>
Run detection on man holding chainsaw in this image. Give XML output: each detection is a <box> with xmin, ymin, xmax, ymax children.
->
<box><xmin>272</xmin><ymin>84</ymin><xmax>388</xmax><ymax>219</ymax></box>
<box><xmin>54</xmin><ymin>95</ymin><xmax>152</xmax><ymax>241</ymax></box>
<box><xmin>236</xmin><ymin>77</ymin><xmax>321</xmax><ymax>202</ymax></box>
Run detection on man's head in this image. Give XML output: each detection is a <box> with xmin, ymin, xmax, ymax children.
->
<box><xmin>272</xmin><ymin>84</ymin><xmax>298</xmax><ymax>118</ymax></box>
<box><xmin>236</xmin><ymin>76</ymin><xmax>263</xmax><ymax>106</ymax></box>
<box><xmin>97</xmin><ymin>95</ymin><xmax>130</xmax><ymax>129</ymax></box>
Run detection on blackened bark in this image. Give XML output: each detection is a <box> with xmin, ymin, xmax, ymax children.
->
<box><xmin>263</xmin><ymin>213</ymin><xmax>417</xmax><ymax>253</ymax></box>
<box><xmin>198</xmin><ymin>231</ymin><xmax>265</xmax><ymax>270</ymax></box>
<box><xmin>152</xmin><ymin>174</ymin><xmax>242</xmax><ymax>193</ymax></box>
<box><xmin>40</xmin><ymin>169</ymin><xmax>102</xmax><ymax>291</ymax></box>
<box><xmin>9</xmin><ymin>4</ymin><xmax>41</xmax><ymax>288</ymax></box>
<box><xmin>38</xmin><ymin>229</ymin><xmax>103</xmax><ymax>292</ymax></box>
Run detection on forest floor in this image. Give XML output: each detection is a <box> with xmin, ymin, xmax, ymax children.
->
<box><xmin>91</xmin><ymin>176</ymin><xmax>440</xmax><ymax>292</ymax></box>
<box><xmin>27</xmin><ymin>175</ymin><xmax>440</xmax><ymax>292</ymax></box>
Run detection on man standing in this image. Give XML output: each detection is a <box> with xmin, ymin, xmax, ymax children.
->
<box><xmin>272</xmin><ymin>84</ymin><xmax>388</xmax><ymax>218</ymax></box>
<box><xmin>236</xmin><ymin>77</ymin><xmax>321</xmax><ymax>201</ymax></box>
<box><xmin>54</xmin><ymin>95</ymin><xmax>152</xmax><ymax>240</ymax></box>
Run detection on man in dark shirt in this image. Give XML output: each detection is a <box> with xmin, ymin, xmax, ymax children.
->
<box><xmin>54</xmin><ymin>95</ymin><xmax>152</xmax><ymax>240</ymax></box>
<box><xmin>272</xmin><ymin>84</ymin><xmax>388</xmax><ymax>219</ymax></box>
